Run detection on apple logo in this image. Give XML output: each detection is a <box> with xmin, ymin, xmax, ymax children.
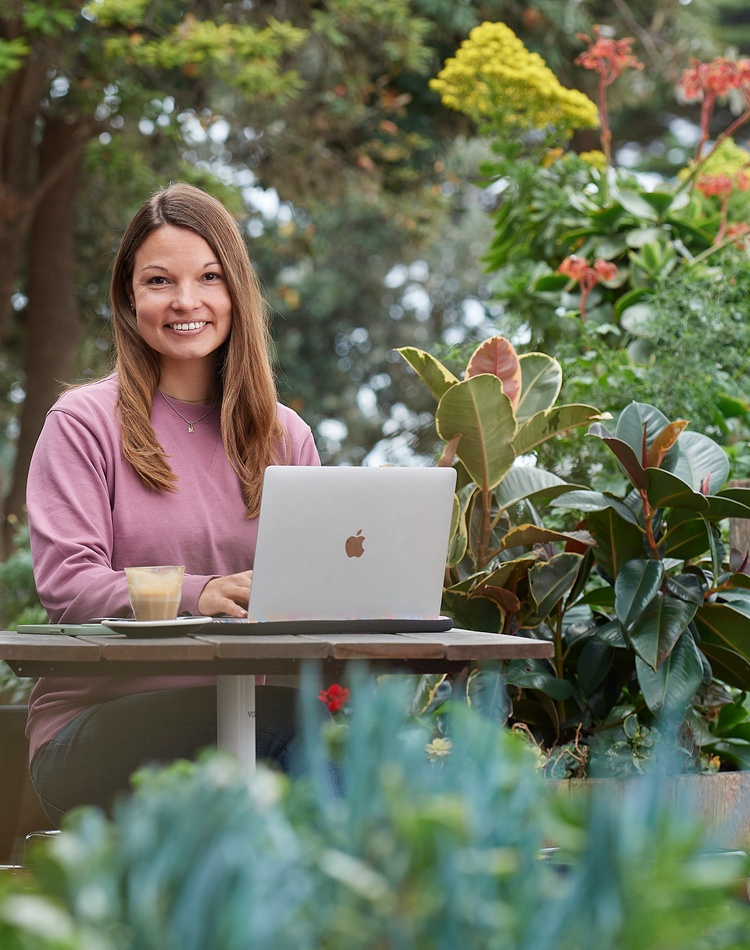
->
<box><xmin>345</xmin><ymin>529</ymin><xmax>365</xmax><ymax>558</ymax></box>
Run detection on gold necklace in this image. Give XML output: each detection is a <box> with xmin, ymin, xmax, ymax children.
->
<box><xmin>160</xmin><ymin>392</ymin><xmax>219</xmax><ymax>433</ymax></box>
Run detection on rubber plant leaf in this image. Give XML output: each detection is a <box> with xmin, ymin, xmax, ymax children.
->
<box><xmin>645</xmin><ymin>467</ymin><xmax>710</xmax><ymax>512</ymax></box>
<box><xmin>514</xmin><ymin>353</ymin><xmax>562</xmax><ymax>425</ymax></box>
<box><xmin>550</xmin><ymin>489</ymin><xmax>641</xmax><ymax>526</ymax></box>
<box><xmin>466</xmin><ymin>668</ymin><xmax>512</xmax><ymax>722</ymax></box>
<box><xmin>465</xmin><ymin>336</ymin><xmax>522</xmax><ymax>408</ymax></box>
<box><xmin>668</xmin><ymin>430</ymin><xmax>729</xmax><ymax>493</ymax></box>
<box><xmin>494</xmin><ymin>466</ymin><xmax>587</xmax><ymax>513</ymax></box>
<box><xmin>513</xmin><ymin>404</ymin><xmax>608</xmax><ymax>457</ymax></box>
<box><xmin>698</xmin><ymin>640</ymin><xmax>750</xmax><ymax>691</ymax></box>
<box><xmin>585</xmin><ymin>507</ymin><xmax>645</xmax><ymax>581</ymax></box>
<box><xmin>614</xmin><ymin>559</ymin><xmax>665</xmax><ymax>628</ymax></box>
<box><xmin>436</xmin><ymin>375</ymin><xmax>517</xmax><ymax>491</ymax></box>
<box><xmin>528</xmin><ymin>553</ymin><xmax>584</xmax><ymax>621</ymax></box>
<box><xmin>646</xmin><ymin>420</ymin><xmax>689</xmax><ymax>468</ymax></box>
<box><xmin>628</xmin><ymin>593</ymin><xmax>699</xmax><ymax>671</ymax></box>
<box><xmin>397</xmin><ymin>346</ymin><xmax>458</xmax><ymax>402</ymax></box>
<box><xmin>500</xmin><ymin>525</ymin><xmax>594</xmax><ymax>551</ymax></box>
<box><xmin>409</xmin><ymin>673</ymin><xmax>448</xmax><ymax>717</ymax></box>
<box><xmin>636</xmin><ymin>628</ymin><xmax>704</xmax><ymax>715</ymax></box>
<box><xmin>589</xmin><ymin>422</ymin><xmax>648</xmax><ymax>490</ymax></box>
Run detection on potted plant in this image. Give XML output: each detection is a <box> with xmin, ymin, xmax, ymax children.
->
<box><xmin>399</xmin><ymin>333</ymin><xmax>750</xmax><ymax>831</ymax></box>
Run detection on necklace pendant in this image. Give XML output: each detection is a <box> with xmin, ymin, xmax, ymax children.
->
<box><xmin>187</xmin><ymin>424</ymin><xmax>195</xmax><ymax>433</ymax></box>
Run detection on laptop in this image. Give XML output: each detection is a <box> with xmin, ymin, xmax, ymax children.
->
<box><xmin>222</xmin><ymin>465</ymin><xmax>457</xmax><ymax>634</ymax></box>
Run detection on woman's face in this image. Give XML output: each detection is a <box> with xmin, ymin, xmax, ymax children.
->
<box><xmin>131</xmin><ymin>224</ymin><xmax>232</xmax><ymax>369</ymax></box>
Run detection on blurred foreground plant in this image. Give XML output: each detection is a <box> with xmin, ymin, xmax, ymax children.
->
<box><xmin>1</xmin><ymin>673</ymin><xmax>749</xmax><ymax>949</ymax></box>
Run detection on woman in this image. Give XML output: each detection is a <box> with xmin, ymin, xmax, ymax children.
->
<box><xmin>25</xmin><ymin>183</ymin><xmax>321</xmax><ymax>824</ymax></box>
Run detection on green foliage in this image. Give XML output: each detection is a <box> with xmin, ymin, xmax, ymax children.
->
<box><xmin>0</xmin><ymin>524</ymin><xmax>44</xmax><ymax>703</ymax></box>
<box><xmin>1</xmin><ymin>674</ymin><xmax>749</xmax><ymax>948</ymax></box>
<box><xmin>399</xmin><ymin>335</ymin><xmax>606</xmax><ymax>636</ymax></box>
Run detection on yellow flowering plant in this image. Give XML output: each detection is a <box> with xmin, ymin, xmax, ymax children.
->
<box><xmin>431</xmin><ymin>22</ymin><xmax>750</xmax><ymax>479</ymax></box>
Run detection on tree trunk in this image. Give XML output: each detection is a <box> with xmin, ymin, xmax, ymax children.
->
<box><xmin>2</xmin><ymin>118</ymin><xmax>85</xmax><ymax>553</ymax></box>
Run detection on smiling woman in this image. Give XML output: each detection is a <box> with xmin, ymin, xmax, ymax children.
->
<box><xmin>23</xmin><ymin>182</ymin><xmax>331</xmax><ymax>826</ymax></box>
<box><xmin>130</xmin><ymin>224</ymin><xmax>233</xmax><ymax>385</ymax></box>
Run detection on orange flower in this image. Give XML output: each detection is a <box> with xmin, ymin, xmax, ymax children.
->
<box><xmin>679</xmin><ymin>58</ymin><xmax>743</xmax><ymax>102</ymax></box>
<box><xmin>696</xmin><ymin>173</ymin><xmax>735</xmax><ymax>199</ymax></box>
<box><xmin>558</xmin><ymin>255</ymin><xmax>618</xmax><ymax>323</ymax></box>
<box><xmin>575</xmin><ymin>26</ymin><xmax>643</xmax><ymax>86</ymax></box>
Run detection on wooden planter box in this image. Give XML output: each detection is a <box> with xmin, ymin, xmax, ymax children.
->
<box><xmin>0</xmin><ymin>705</ymin><xmax>53</xmax><ymax>865</ymax></box>
<box><xmin>550</xmin><ymin>772</ymin><xmax>750</xmax><ymax>850</ymax></box>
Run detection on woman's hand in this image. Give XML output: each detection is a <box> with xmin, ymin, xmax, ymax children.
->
<box><xmin>198</xmin><ymin>571</ymin><xmax>253</xmax><ymax>618</ymax></box>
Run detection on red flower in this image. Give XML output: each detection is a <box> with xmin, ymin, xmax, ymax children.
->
<box><xmin>558</xmin><ymin>255</ymin><xmax>618</xmax><ymax>324</ymax></box>
<box><xmin>318</xmin><ymin>683</ymin><xmax>351</xmax><ymax>714</ymax></box>
<box><xmin>696</xmin><ymin>173</ymin><xmax>735</xmax><ymax>200</ymax></box>
<box><xmin>575</xmin><ymin>27</ymin><xmax>643</xmax><ymax>87</ymax></box>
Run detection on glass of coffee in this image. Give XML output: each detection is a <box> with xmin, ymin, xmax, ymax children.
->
<box><xmin>125</xmin><ymin>566</ymin><xmax>185</xmax><ymax>621</ymax></box>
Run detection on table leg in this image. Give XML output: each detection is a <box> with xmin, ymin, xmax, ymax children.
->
<box><xmin>216</xmin><ymin>675</ymin><xmax>256</xmax><ymax>769</ymax></box>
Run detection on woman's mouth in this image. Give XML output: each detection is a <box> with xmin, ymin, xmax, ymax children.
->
<box><xmin>167</xmin><ymin>321</ymin><xmax>208</xmax><ymax>331</ymax></box>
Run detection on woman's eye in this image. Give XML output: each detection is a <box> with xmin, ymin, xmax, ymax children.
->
<box><xmin>146</xmin><ymin>276</ymin><xmax>168</xmax><ymax>285</ymax></box>
<box><xmin>204</xmin><ymin>271</ymin><xmax>223</xmax><ymax>282</ymax></box>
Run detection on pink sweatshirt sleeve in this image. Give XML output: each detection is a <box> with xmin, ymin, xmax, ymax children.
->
<box><xmin>27</xmin><ymin>408</ymin><xmax>133</xmax><ymax>623</ymax></box>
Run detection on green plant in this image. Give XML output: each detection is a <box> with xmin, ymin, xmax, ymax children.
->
<box><xmin>399</xmin><ymin>335</ymin><xmax>606</xmax><ymax>636</ymax></box>
<box><xmin>430</xmin><ymin>23</ymin><xmax>750</xmax><ymax>462</ymax></box>
<box><xmin>0</xmin><ymin>524</ymin><xmax>45</xmax><ymax>704</ymax></box>
<box><xmin>534</xmin><ymin>401</ymin><xmax>750</xmax><ymax>773</ymax></box>
<box><xmin>400</xmin><ymin>331</ymin><xmax>750</xmax><ymax>774</ymax></box>
<box><xmin>1</xmin><ymin>673</ymin><xmax>749</xmax><ymax>949</ymax></box>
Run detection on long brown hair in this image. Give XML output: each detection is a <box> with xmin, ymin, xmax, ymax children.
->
<box><xmin>111</xmin><ymin>182</ymin><xmax>287</xmax><ymax>517</ymax></box>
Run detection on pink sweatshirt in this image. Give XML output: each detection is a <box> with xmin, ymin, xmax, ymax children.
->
<box><xmin>25</xmin><ymin>375</ymin><xmax>320</xmax><ymax>760</ymax></box>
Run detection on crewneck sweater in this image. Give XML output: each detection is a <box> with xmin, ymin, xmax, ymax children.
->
<box><xmin>25</xmin><ymin>375</ymin><xmax>320</xmax><ymax>760</ymax></box>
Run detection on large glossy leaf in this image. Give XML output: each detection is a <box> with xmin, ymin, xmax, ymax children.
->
<box><xmin>588</xmin><ymin>423</ymin><xmax>648</xmax><ymax>489</ymax></box>
<box><xmin>465</xmin><ymin>337</ymin><xmax>521</xmax><ymax>408</ymax></box>
<box><xmin>441</xmin><ymin>589</ymin><xmax>503</xmax><ymax>632</ymax></box>
<box><xmin>466</xmin><ymin>668</ymin><xmax>511</xmax><ymax>722</ymax></box>
<box><xmin>697</xmin><ymin>641</ymin><xmax>750</xmax><ymax>691</ymax></box>
<box><xmin>494</xmin><ymin>465</ymin><xmax>585</xmax><ymax>512</ymax></box>
<box><xmin>703</xmin><ymin>494</ymin><xmax>750</xmax><ymax>521</ymax></box>
<box><xmin>515</xmin><ymin>353</ymin><xmax>562</xmax><ymax>425</ymax></box>
<box><xmin>586</xmin><ymin>507</ymin><xmax>645</xmax><ymax>581</ymax></box>
<box><xmin>505</xmin><ymin>658</ymin><xmax>573</xmax><ymax>700</ymax></box>
<box><xmin>528</xmin><ymin>553</ymin><xmax>584</xmax><ymax>620</ymax></box>
<box><xmin>670</xmin><ymin>430</ymin><xmax>729</xmax><ymax>493</ymax></box>
<box><xmin>664</xmin><ymin>511</ymin><xmax>710</xmax><ymax>560</ymax></box>
<box><xmin>397</xmin><ymin>347</ymin><xmax>458</xmax><ymax>402</ymax></box>
<box><xmin>693</xmin><ymin>603</ymin><xmax>750</xmax><ymax>667</ymax></box>
<box><xmin>628</xmin><ymin>593</ymin><xmax>698</xmax><ymax>670</ymax></box>
<box><xmin>614</xmin><ymin>559</ymin><xmax>665</xmax><ymax>627</ymax></box>
<box><xmin>436</xmin><ymin>375</ymin><xmax>517</xmax><ymax>490</ymax></box>
<box><xmin>577</xmin><ymin>639</ymin><xmax>614</xmax><ymax>694</ymax></box>
<box><xmin>500</xmin><ymin>525</ymin><xmax>593</xmax><ymax>551</ymax></box>
<box><xmin>446</xmin><ymin>483</ymin><xmax>474</xmax><ymax>568</ymax></box>
<box><xmin>636</xmin><ymin>628</ymin><xmax>703</xmax><ymax>715</ymax></box>
<box><xmin>550</xmin><ymin>489</ymin><xmax>641</xmax><ymax>526</ymax></box>
<box><xmin>646</xmin><ymin>467</ymin><xmax>709</xmax><ymax>512</ymax></box>
<box><xmin>409</xmin><ymin>673</ymin><xmax>448</xmax><ymax>716</ymax></box>
<box><xmin>615</xmin><ymin>402</ymin><xmax>670</xmax><ymax>456</ymax></box>
<box><xmin>513</xmin><ymin>404</ymin><xmax>607</xmax><ymax>456</ymax></box>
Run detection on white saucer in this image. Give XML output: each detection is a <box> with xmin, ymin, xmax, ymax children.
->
<box><xmin>101</xmin><ymin>617</ymin><xmax>211</xmax><ymax>637</ymax></box>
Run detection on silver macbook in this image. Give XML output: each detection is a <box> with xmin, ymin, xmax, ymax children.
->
<box><xmin>225</xmin><ymin>465</ymin><xmax>457</xmax><ymax>633</ymax></box>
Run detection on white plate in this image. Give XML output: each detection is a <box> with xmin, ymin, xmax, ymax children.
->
<box><xmin>100</xmin><ymin>617</ymin><xmax>211</xmax><ymax>637</ymax></box>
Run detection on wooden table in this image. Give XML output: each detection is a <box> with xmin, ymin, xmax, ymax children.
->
<box><xmin>0</xmin><ymin>628</ymin><xmax>554</xmax><ymax>767</ymax></box>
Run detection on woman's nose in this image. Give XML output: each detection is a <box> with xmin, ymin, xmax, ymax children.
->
<box><xmin>170</xmin><ymin>283</ymin><xmax>201</xmax><ymax>310</ymax></box>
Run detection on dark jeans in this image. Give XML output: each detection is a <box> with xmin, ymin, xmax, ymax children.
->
<box><xmin>31</xmin><ymin>685</ymin><xmax>315</xmax><ymax>827</ymax></box>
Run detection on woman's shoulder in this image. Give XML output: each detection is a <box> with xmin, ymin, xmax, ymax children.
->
<box><xmin>51</xmin><ymin>375</ymin><xmax>119</xmax><ymax>414</ymax></box>
<box><xmin>276</xmin><ymin>401</ymin><xmax>313</xmax><ymax>435</ymax></box>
